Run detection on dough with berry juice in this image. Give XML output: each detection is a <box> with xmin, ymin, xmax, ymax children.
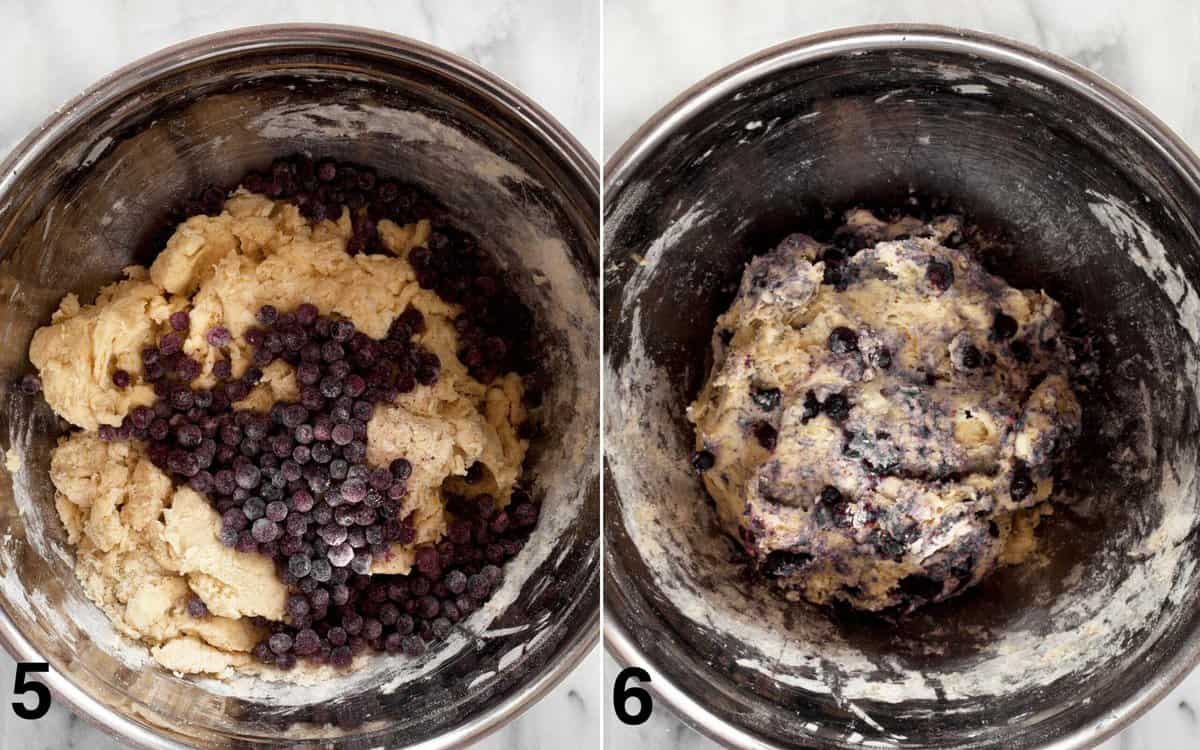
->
<box><xmin>687</xmin><ymin>209</ymin><xmax>1081</xmax><ymax>612</ymax></box>
<box><xmin>34</xmin><ymin>192</ymin><xmax>528</xmax><ymax>675</ymax></box>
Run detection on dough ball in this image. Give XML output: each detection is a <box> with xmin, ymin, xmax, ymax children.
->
<box><xmin>689</xmin><ymin>209</ymin><xmax>1081</xmax><ymax>612</ymax></box>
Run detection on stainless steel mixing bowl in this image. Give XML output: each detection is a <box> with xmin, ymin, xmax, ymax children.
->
<box><xmin>605</xmin><ymin>25</ymin><xmax>1200</xmax><ymax>750</ymax></box>
<box><xmin>0</xmin><ymin>24</ymin><xmax>599</xmax><ymax>749</ymax></box>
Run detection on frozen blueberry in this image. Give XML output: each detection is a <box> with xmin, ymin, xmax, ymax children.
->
<box><xmin>401</xmin><ymin>636</ymin><xmax>425</xmax><ymax>657</ymax></box>
<box><xmin>294</xmin><ymin>628</ymin><xmax>321</xmax><ymax>656</ymax></box>
<box><xmin>331</xmin><ymin>423</ymin><xmax>354</xmax><ymax>446</ymax></box>
<box><xmin>1010</xmin><ymin>463</ymin><xmax>1035</xmax><ymax>501</ymax></box>
<box><xmin>206</xmin><ymin>326</ymin><xmax>232</xmax><ymax>347</ymax></box>
<box><xmin>177</xmin><ymin>423</ymin><xmax>202</xmax><ymax>448</ymax></box>
<box><xmin>466</xmin><ymin>574</ymin><xmax>490</xmax><ymax>601</ymax></box>
<box><xmin>822</xmin><ymin>393</ymin><xmax>850</xmax><ymax>423</ymax></box>
<box><xmin>827</xmin><ymin>327</ymin><xmax>859</xmax><ymax>355</ymax></box>
<box><xmin>252</xmin><ymin>518</ymin><xmax>281</xmax><ymax>543</ymax></box>
<box><xmin>415</xmin><ymin>546</ymin><xmax>441</xmax><ymax>577</ymax></box>
<box><xmin>689</xmin><ymin>450</ymin><xmax>715</xmax><ymax>472</ymax></box>
<box><xmin>751</xmin><ymin>387</ymin><xmax>781</xmax><ymax>411</ymax></box>
<box><xmin>819</xmin><ymin>485</ymin><xmax>842</xmax><ymax>505</ymax></box>
<box><xmin>329</xmin><ymin>645</ymin><xmax>353</xmax><ymax>669</ymax></box>
<box><xmin>328</xmin><ymin>543</ymin><xmax>355</xmax><ymax>568</ymax></box>
<box><xmin>753</xmin><ymin>421</ymin><xmax>778</xmax><ymax>451</ymax></box>
<box><xmin>310</xmin><ymin>557</ymin><xmax>333</xmax><ymax>583</ymax></box>
<box><xmin>218</xmin><ymin>527</ymin><xmax>238</xmax><ymax>547</ymax></box>
<box><xmin>286</xmin><ymin>593</ymin><xmax>311</xmax><ymax>620</ymax></box>
<box><xmin>961</xmin><ymin>345</ymin><xmax>983</xmax><ymax>370</ymax></box>
<box><xmin>511</xmin><ymin>502</ymin><xmax>538</xmax><ymax>529</ymax></box>
<box><xmin>871</xmin><ymin>347</ymin><xmax>893</xmax><ymax>370</ymax></box>
<box><xmin>1010</xmin><ymin>340</ymin><xmax>1032</xmax><ymax>363</ymax></box>
<box><xmin>444</xmin><ymin>570</ymin><xmax>468</xmax><ymax>596</ymax></box>
<box><xmin>990</xmin><ymin>311</ymin><xmax>1019</xmax><ymax>341</ymax></box>
<box><xmin>253</xmin><ymin>642</ymin><xmax>274</xmax><ymax>664</ymax></box>
<box><xmin>761</xmin><ymin>550</ymin><xmax>813</xmax><ymax>578</ymax></box>
<box><xmin>159</xmin><ymin>332</ymin><xmax>183</xmax><ymax>356</ymax></box>
<box><xmin>186</xmin><ymin>596</ymin><xmax>209</xmax><ymax>618</ymax></box>
<box><xmin>926</xmin><ymin>260</ymin><xmax>954</xmax><ymax>291</ymax></box>
<box><xmin>235</xmin><ymin>463</ymin><xmax>262</xmax><ymax>490</ymax></box>
<box><xmin>384</xmin><ymin>459</ymin><xmax>411</xmax><ymax>483</ymax></box>
<box><xmin>19</xmin><ymin>373</ymin><xmax>43</xmax><ymax>395</ymax></box>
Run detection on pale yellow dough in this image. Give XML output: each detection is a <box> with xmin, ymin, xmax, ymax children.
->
<box><xmin>36</xmin><ymin>192</ymin><xmax>528</xmax><ymax>676</ymax></box>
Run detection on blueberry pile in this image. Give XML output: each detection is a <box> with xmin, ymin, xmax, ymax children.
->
<box><xmin>101</xmin><ymin>301</ymin><xmax>540</xmax><ymax>669</ymax></box>
<box><xmin>188</xmin><ymin>154</ymin><xmax>543</xmax><ymax>401</ymax></box>
<box><xmin>410</xmin><ymin>233</ymin><xmax>539</xmax><ymax>390</ymax></box>
<box><xmin>184</xmin><ymin>157</ymin><xmax>432</xmax><ymax>243</ymax></box>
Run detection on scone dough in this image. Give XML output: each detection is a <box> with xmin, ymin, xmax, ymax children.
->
<box><xmin>689</xmin><ymin>209</ymin><xmax>1081</xmax><ymax>612</ymax></box>
<box><xmin>37</xmin><ymin>193</ymin><xmax>528</xmax><ymax>675</ymax></box>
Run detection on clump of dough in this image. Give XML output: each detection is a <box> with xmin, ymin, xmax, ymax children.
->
<box><xmin>50</xmin><ymin>432</ymin><xmax>268</xmax><ymax>674</ymax></box>
<box><xmin>29</xmin><ymin>274</ymin><xmax>178</xmax><ymax>430</ymax></box>
<box><xmin>689</xmin><ymin>209</ymin><xmax>1081</xmax><ymax>612</ymax></box>
<box><xmin>37</xmin><ymin>192</ymin><xmax>528</xmax><ymax>676</ymax></box>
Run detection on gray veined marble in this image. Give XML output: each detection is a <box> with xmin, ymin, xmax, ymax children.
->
<box><xmin>0</xmin><ymin>1</ymin><xmax>600</xmax><ymax>749</ymax></box>
<box><xmin>604</xmin><ymin>1</ymin><xmax>1200</xmax><ymax>748</ymax></box>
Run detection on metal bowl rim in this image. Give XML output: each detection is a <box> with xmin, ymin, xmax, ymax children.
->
<box><xmin>0</xmin><ymin>21</ymin><xmax>600</xmax><ymax>750</ymax></box>
<box><xmin>602</xmin><ymin>22</ymin><xmax>1200</xmax><ymax>750</ymax></box>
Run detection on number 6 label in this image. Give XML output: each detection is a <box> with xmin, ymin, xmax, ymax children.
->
<box><xmin>12</xmin><ymin>662</ymin><xmax>51</xmax><ymax>720</ymax></box>
<box><xmin>613</xmin><ymin>666</ymin><xmax>653</xmax><ymax>725</ymax></box>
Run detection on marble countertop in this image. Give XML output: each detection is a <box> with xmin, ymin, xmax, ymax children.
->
<box><xmin>604</xmin><ymin>1</ymin><xmax>1200</xmax><ymax>749</ymax></box>
<box><xmin>0</xmin><ymin>1</ymin><xmax>600</xmax><ymax>749</ymax></box>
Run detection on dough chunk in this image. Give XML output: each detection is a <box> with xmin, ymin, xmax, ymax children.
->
<box><xmin>29</xmin><ymin>274</ymin><xmax>176</xmax><ymax>430</ymax></box>
<box><xmin>49</xmin><ymin>433</ymin><xmax>265</xmax><ymax>672</ymax></box>
<box><xmin>162</xmin><ymin>487</ymin><xmax>288</xmax><ymax>621</ymax></box>
<box><xmin>689</xmin><ymin>210</ymin><xmax>1081</xmax><ymax>611</ymax></box>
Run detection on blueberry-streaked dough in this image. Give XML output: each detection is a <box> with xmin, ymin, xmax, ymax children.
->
<box><xmin>688</xmin><ymin>209</ymin><xmax>1081</xmax><ymax>612</ymax></box>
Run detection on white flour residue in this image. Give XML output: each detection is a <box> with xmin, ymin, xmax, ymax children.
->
<box><xmin>98</xmin><ymin>197</ymin><xmax>125</xmax><ymax>228</ymax></box>
<box><xmin>932</xmin><ymin>63</ymin><xmax>1048</xmax><ymax>93</ymax></box>
<box><xmin>79</xmin><ymin>137</ymin><xmax>114</xmax><ymax>169</ymax></box>
<box><xmin>624</xmin><ymin>203</ymin><xmax>711</xmax><ymax>302</ymax></box>
<box><xmin>951</xmin><ymin>84</ymin><xmax>990</xmax><ymax>95</ymax></box>
<box><xmin>1088</xmin><ymin>189</ymin><xmax>1200</xmax><ymax>345</ymax></box>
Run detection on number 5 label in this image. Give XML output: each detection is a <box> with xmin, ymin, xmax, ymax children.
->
<box><xmin>12</xmin><ymin>662</ymin><xmax>51</xmax><ymax>720</ymax></box>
